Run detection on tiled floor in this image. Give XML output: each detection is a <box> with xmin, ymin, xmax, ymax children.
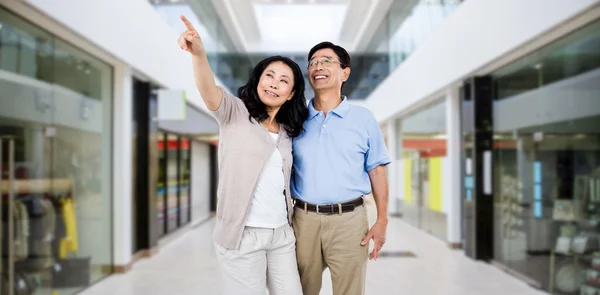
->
<box><xmin>80</xmin><ymin>201</ymin><xmax>548</xmax><ymax>295</ymax></box>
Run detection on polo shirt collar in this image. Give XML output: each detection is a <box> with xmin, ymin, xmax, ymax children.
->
<box><xmin>308</xmin><ymin>96</ymin><xmax>350</xmax><ymax>120</ymax></box>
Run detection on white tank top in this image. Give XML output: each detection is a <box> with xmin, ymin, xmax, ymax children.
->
<box><xmin>245</xmin><ymin>132</ymin><xmax>287</xmax><ymax>228</ymax></box>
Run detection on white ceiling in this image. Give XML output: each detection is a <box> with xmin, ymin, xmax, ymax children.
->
<box><xmin>209</xmin><ymin>0</ymin><xmax>394</xmax><ymax>53</ymax></box>
<box><xmin>250</xmin><ymin>3</ymin><xmax>348</xmax><ymax>52</ymax></box>
<box><xmin>251</xmin><ymin>0</ymin><xmax>349</xmax><ymax>4</ymax></box>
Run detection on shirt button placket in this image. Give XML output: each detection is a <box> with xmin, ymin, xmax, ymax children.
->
<box><xmin>321</xmin><ymin>115</ymin><xmax>329</xmax><ymax>136</ymax></box>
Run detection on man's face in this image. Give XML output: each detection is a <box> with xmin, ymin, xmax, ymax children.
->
<box><xmin>307</xmin><ymin>48</ymin><xmax>350</xmax><ymax>92</ymax></box>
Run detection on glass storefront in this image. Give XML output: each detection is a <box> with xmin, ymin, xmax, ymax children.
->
<box><xmin>165</xmin><ymin>134</ymin><xmax>178</xmax><ymax>233</ymax></box>
<box><xmin>0</xmin><ymin>6</ymin><xmax>113</xmax><ymax>295</ymax></box>
<box><xmin>156</xmin><ymin>132</ymin><xmax>192</xmax><ymax>236</ymax></box>
<box><xmin>374</xmin><ymin>0</ymin><xmax>462</xmax><ymax>70</ymax></box>
<box><xmin>398</xmin><ymin>99</ymin><xmax>448</xmax><ymax>240</ymax></box>
<box><xmin>179</xmin><ymin>138</ymin><xmax>191</xmax><ymax>225</ymax></box>
<box><xmin>157</xmin><ymin>131</ymin><xmax>166</xmax><ymax>237</ymax></box>
<box><xmin>489</xmin><ymin>18</ymin><xmax>600</xmax><ymax>294</ymax></box>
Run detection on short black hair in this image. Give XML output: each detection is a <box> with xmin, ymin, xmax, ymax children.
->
<box><xmin>237</xmin><ymin>56</ymin><xmax>308</xmax><ymax>138</ymax></box>
<box><xmin>307</xmin><ymin>41</ymin><xmax>351</xmax><ymax>92</ymax></box>
<box><xmin>308</xmin><ymin>41</ymin><xmax>351</xmax><ymax>68</ymax></box>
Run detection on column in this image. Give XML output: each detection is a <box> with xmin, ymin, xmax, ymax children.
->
<box><xmin>446</xmin><ymin>85</ymin><xmax>462</xmax><ymax>247</ymax></box>
<box><xmin>112</xmin><ymin>64</ymin><xmax>133</xmax><ymax>268</ymax></box>
<box><xmin>462</xmin><ymin>76</ymin><xmax>494</xmax><ymax>261</ymax></box>
<box><xmin>386</xmin><ymin>120</ymin><xmax>398</xmax><ymax>215</ymax></box>
<box><xmin>395</xmin><ymin>118</ymin><xmax>404</xmax><ymax>215</ymax></box>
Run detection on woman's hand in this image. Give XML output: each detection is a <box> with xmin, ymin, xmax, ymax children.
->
<box><xmin>177</xmin><ymin>15</ymin><xmax>205</xmax><ymax>56</ymax></box>
<box><xmin>176</xmin><ymin>14</ymin><xmax>221</xmax><ymax>111</ymax></box>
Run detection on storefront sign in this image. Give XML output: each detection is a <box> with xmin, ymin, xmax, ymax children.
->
<box><xmin>157</xmin><ymin>89</ymin><xmax>187</xmax><ymax>121</ymax></box>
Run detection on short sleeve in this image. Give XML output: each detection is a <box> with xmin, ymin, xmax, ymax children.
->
<box><xmin>211</xmin><ymin>86</ymin><xmax>246</xmax><ymax>126</ymax></box>
<box><xmin>365</xmin><ymin>115</ymin><xmax>392</xmax><ymax>172</ymax></box>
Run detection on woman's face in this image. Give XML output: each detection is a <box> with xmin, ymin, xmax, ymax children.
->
<box><xmin>256</xmin><ymin>61</ymin><xmax>295</xmax><ymax>109</ymax></box>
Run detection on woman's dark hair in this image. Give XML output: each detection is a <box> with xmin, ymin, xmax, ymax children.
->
<box><xmin>237</xmin><ymin>56</ymin><xmax>308</xmax><ymax>138</ymax></box>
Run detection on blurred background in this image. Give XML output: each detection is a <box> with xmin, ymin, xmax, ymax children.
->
<box><xmin>0</xmin><ymin>0</ymin><xmax>599</xmax><ymax>294</ymax></box>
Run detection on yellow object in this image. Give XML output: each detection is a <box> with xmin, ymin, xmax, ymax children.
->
<box><xmin>403</xmin><ymin>154</ymin><xmax>412</xmax><ymax>204</ymax></box>
<box><xmin>59</xmin><ymin>198</ymin><xmax>79</xmax><ymax>258</ymax></box>
<box><xmin>428</xmin><ymin>158</ymin><xmax>443</xmax><ymax>212</ymax></box>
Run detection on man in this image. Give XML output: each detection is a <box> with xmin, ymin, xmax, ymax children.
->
<box><xmin>291</xmin><ymin>41</ymin><xmax>391</xmax><ymax>295</ymax></box>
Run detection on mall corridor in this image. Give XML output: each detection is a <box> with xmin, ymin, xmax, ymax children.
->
<box><xmin>2</xmin><ymin>0</ymin><xmax>600</xmax><ymax>294</ymax></box>
<box><xmin>80</xmin><ymin>200</ymin><xmax>545</xmax><ymax>295</ymax></box>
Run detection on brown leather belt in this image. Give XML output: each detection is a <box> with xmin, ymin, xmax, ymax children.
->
<box><xmin>293</xmin><ymin>197</ymin><xmax>364</xmax><ymax>215</ymax></box>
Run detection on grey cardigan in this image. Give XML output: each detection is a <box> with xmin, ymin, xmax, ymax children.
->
<box><xmin>211</xmin><ymin>87</ymin><xmax>294</xmax><ymax>249</ymax></box>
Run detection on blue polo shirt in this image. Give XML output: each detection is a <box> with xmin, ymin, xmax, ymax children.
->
<box><xmin>291</xmin><ymin>97</ymin><xmax>391</xmax><ymax>205</ymax></box>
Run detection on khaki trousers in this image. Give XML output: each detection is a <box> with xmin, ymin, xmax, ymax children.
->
<box><xmin>215</xmin><ymin>224</ymin><xmax>303</xmax><ymax>295</ymax></box>
<box><xmin>293</xmin><ymin>204</ymin><xmax>369</xmax><ymax>295</ymax></box>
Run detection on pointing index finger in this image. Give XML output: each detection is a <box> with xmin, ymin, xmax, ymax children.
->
<box><xmin>180</xmin><ymin>15</ymin><xmax>196</xmax><ymax>31</ymax></box>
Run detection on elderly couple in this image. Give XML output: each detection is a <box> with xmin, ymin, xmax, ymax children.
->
<box><xmin>178</xmin><ymin>14</ymin><xmax>391</xmax><ymax>295</ymax></box>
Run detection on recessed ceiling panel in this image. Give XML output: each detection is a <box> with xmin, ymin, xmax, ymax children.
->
<box><xmin>252</xmin><ymin>0</ymin><xmax>349</xmax><ymax>4</ymax></box>
<box><xmin>251</xmin><ymin>3</ymin><xmax>348</xmax><ymax>52</ymax></box>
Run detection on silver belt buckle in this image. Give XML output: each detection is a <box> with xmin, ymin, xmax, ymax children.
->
<box><xmin>316</xmin><ymin>204</ymin><xmax>332</xmax><ymax>215</ymax></box>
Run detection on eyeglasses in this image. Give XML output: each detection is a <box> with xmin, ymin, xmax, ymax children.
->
<box><xmin>307</xmin><ymin>58</ymin><xmax>344</xmax><ymax>69</ymax></box>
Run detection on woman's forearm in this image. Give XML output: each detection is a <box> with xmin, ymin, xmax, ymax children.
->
<box><xmin>191</xmin><ymin>52</ymin><xmax>221</xmax><ymax>111</ymax></box>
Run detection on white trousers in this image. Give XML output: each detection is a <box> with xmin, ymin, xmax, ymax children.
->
<box><xmin>214</xmin><ymin>224</ymin><xmax>303</xmax><ymax>295</ymax></box>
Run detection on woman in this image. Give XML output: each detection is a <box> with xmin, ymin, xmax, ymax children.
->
<box><xmin>177</xmin><ymin>15</ymin><xmax>307</xmax><ymax>295</ymax></box>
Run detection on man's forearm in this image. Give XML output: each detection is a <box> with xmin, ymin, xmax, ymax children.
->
<box><xmin>368</xmin><ymin>165</ymin><xmax>389</xmax><ymax>223</ymax></box>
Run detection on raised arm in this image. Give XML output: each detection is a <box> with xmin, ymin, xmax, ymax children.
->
<box><xmin>177</xmin><ymin>15</ymin><xmax>222</xmax><ymax>111</ymax></box>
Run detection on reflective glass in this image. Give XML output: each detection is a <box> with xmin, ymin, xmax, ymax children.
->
<box><xmin>491</xmin><ymin>18</ymin><xmax>600</xmax><ymax>294</ymax></box>
<box><xmin>52</xmin><ymin>39</ymin><xmax>112</xmax><ymax>101</ymax></box>
<box><xmin>493</xmin><ymin>19</ymin><xmax>600</xmax><ymax>100</ymax></box>
<box><xmin>0</xmin><ymin>6</ymin><xmax>113</xmax><ymax>294</ymax></box>
<box><xmin>0</xmin><ymin>7</ymin><xmax>53</xmax><ymax>82</ymax></box>
<box><xmin>157</xmin><ymin>132</ymin><xmax>166</xmax><ymax>236</ymax></box>
<box><xmin>386</xmin><ymin>0</ymin><xmax>461</xmax><ymax>71</ymax></box>
<box><xmin>166</xmin><ymin>134</ymin><xmax>179</xmax><ymax>232</ymax></box>
<box><xmin>179</xmin><ymin>138</ymin><xmax>191</xmax><ymax>225</ymax></box>
<box><xmin>397</xmin><ymin>99</ymin><xmax>448</xmax><ymax>240</ymax></box>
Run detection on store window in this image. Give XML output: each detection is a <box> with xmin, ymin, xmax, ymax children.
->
<box><xmin>398</xmin><ymin>99</ymin><xmax>448</xmax><ymax>240</ymax></box>
<box><xmin>490</xmin><ymin>18</ymin><xmax>600</xmax><ymax>294</ymax></box>
<box><xmin>165</xmin><ymin>134</ymin><xmax>179</xmax><ymax>233</ymax></box>
<box><xmin>0</xmin><ymin>7</ymin><xmax>53</xmax><ymax>82</ymax></box>
<box><xmin>156</xmin><ymin>133</ymin><xmax>192</xmax><ymax>237</ymax></box>
<box><xmin>53</xmin><ymin>39</ymin><xmax>112</xmax><ymax>101</ymax></box>
<box><xmin>179</xmin><ymin>138</ymin><xmax>191</xmax><ymax>225</ymax></box>
<box><xmin>493</xmin><ymin>19</ymin><xmax>600</xmax><ymax>100</ymax></box>
<box><xmin>157</xmin><ymin>131</ymin><xmax>166</xmax><ymax>236</ymax></box>
<box><xmin>0</xmin><ymin>6</ymin><xmax>113</xmax><ymax>295</ymax></box>
<box><xmin>380</xmin><ymin>0</ymin><xmax>462</xmax><ymax>71</ymax></box>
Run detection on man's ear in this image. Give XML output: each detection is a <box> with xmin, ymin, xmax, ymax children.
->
<box><xmin>342</xmin><ymin>67</ymin><xmax>351</xmax><ymax>82</ymax></box>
